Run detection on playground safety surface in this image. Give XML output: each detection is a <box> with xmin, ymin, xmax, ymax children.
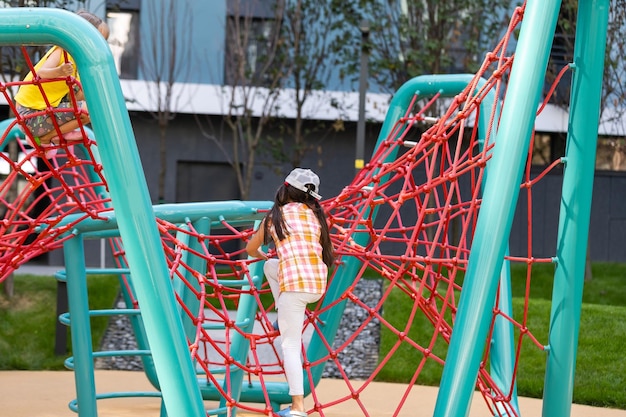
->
<box><xmin>2</xmin><ymin>370</ymin><xmax>625</xmax><ymax>417</ymax></box>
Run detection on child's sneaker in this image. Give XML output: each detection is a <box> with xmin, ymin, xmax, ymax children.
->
<box><xmin>40</xmin><ymin>143</ymin><xmax>57</xmax><ymax>159</ymax></box>
<box><xmin>63</xmin><ymin>129</ymin><xmax>84</xmax><ymax>141</ymax></box>
<box><xmin>25</xmin><ymin>136</ymin><xmax>57</xmax><ymax>159</ymax></box>
<box><xmin>276</xmin><ymin>407</ymin><xmax>307</xmax><ymax>417</ymax></box>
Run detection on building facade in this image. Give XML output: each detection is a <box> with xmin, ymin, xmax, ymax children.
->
<box><xmin>1</xmin><ymin>1</ymin><xmax>624</xmax><ymax>265</ymax></box>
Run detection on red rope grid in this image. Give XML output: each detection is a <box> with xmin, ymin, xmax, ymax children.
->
<box><xmin>0</xmin><ymin>2</ymin><xmax>575</xmax><ymax>416</ymax></box>
<box><xmin>0</xmin><ymin>44</ymin><xmax>108</xmax><ymax>277</ymax></box>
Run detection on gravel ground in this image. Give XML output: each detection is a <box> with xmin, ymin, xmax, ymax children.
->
<box><xmin>321</xmin><ymin>279</ymin><xmax>382</xmax><ymax>379</ymax></box>
<box><xmin>96</xmin><ymin>279</ymin><xmax>382</xmax><ymax>380</ymax></box>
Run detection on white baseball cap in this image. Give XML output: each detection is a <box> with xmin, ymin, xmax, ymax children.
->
<box><xmin>284</xmin><ymin>168</ymin><xmax>322</xmax><ymax>200</ymax></box>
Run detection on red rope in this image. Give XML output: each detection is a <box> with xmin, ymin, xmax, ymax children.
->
<box><xmin>0</xmin><ymin>2</ymin><xmax>577</xmax><ymax>415</ymax></box>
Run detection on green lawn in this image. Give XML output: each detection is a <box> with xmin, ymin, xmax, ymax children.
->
<box><xmin>0</xmin><ymin>274</ymin><xmax>119</xmax><ymax>370</ymax></box>
<box><xmin>377</xmin><ymin>262</ymin><xmax>626</xmax><ymax>409</ymax></box>
<box><xmin>1</xmin><ymin>263</ymin><xmax>625</xmax><ymax>410</ymax></box>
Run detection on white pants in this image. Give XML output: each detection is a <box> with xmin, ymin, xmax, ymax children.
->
<box><xmin>264</xmin><ymin>259</ymin><xmax>321</xmax><ymax>396</ymax></box>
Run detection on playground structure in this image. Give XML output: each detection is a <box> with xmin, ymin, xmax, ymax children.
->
<box><xmin>0</xmin><ymin>2</ymin><xmax>611</xmax><ymax>417</ymax></box>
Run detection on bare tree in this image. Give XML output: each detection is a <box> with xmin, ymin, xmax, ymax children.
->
<box><xmin>277</xmin><ymin>0</ymin><xmax>347</xmax><ymax>168</ymax></box>
<box><xmin>195</xmin><ymin>0</ymin><xmax>354</xmax><ymax>197</ymax></box>
<box><xmin>195</xmin><ymin>0</ymin><xmax>288</xmax><ymax>200</ymax></box>
<box><xmin>140</xmin><ymin>0</ymin><xmax>192</xmax><ymax>202</ymax></box>
<box><xmin>599</xmin><ymin>0</ymin><xmax>626</xmax><ymax>170</ymax></box>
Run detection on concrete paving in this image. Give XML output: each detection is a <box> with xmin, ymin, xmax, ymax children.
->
<box><xmin>2</xmin><ymin>370</ymin><xmax>626</xmax><ymax>417</ymax></box>
<box><xmin>14</xmin><ymin>263</ymin><xmax>66</xmax><ymax>277</ymax></box>
<box><xmin>8</xmin><ymin>265</ymin><xmax>626</xmax><ymax>416</ymax></box>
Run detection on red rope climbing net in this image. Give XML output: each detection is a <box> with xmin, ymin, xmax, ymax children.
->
<box><xmin>0</xmin><ymin>3</ymin><xmax>574</xmax><ymax>416</ymax></box>
<box><xmin>0</xmin><ymin>44</ymin><xmax>107</xmax><ymax>275</ymax></box>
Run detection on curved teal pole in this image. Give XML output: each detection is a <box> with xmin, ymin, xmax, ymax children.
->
<box><xmin>433</xmin><ymin>1</ymin><xmax>562</xmax><ymax>416</ymax></box>
<box><xmin>543</xmin><ymin>1</ymin><xmax>610</xmax><ymax>416</ymax></box>
<box><xmin>373</xmin><ymin>74</ymin><xmax>494</xmax><ymax>156</ymax></box>
<box><xmin>0</xmin><ymin>8</ymin><xmax>205</xmax><ymax>416</ymax></box>
<box><xmin>0</xmin><ymin>119</ymin><xmax>23</xmax><ymax>150</ymax></box>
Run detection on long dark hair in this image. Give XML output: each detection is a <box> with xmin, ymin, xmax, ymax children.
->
<box><xmin>76</xmin><ymin>10</ymin><xmax>105</xmax><ymax>30</ymax></box>
<box><xmin>263</xmin><ymin>183</ymin><xmax>334</xmax><ymax>268</ymax></box>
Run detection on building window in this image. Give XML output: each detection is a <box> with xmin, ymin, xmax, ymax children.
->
<box><xmin>596</xmin><ymin>137</ymin><xmax>626</xmax><ymax>171</ymax></box>
<box><xmin>106</xmin><ymin>1</ymin><xmax>140</xmax><ymax>80</ymax></box>
<box><xmin>224</xmin><ymin>0</ymin><xmax>280</xmax><ymax>87</ymax></box>
<box><xmin>532</xmin><ymin>133</ymin><xmax>554</xmax><ymax>166</ymax></box>
<box><xmin>531</xmin><ymin>132</ymin><xmax>566</xmax><ymax>167</ymax></box>
<box><xmin>532</xmin><ymin>133</ymin><xmax>626</xmax><ymax>172</ymax></box>
<box><xmin>224</xmin><ymin>16</ymin><xmax>278</xmax><ymax>87</ymax></box>
<box><xmin>106</xmin><ymin>10</ymin><xmax>139</xmax><ymax>79</ymax></box>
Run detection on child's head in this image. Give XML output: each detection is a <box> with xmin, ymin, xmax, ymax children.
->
<box><xmin>268</xmin><ymin>168</ymin><xmax>322</xmax><ymax>235</ymax></box>
<box><xmin>280</xmin><ymin>168</ymin><xmax>322</xmax><ymax>203</ymax></box>
<box><xmin>267</xmin><ymin>167</ymin><xmax>334</xmax><ymax>268</ymax></box>
<box><xmin>76</xmin><ymin>10</ymin><xmax>110</xmax><ymax>40</ymax></box>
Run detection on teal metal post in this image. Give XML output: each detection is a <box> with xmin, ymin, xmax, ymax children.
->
<box><xmin>433</xmin><ymin>1</ymin><xmax>562</xmax><ymax>416</ymax></box>
<box><xmin>542</xmin><ymin>1</ymin><xmax>610</xmax><ymax>416</ymax></box>
<box><xmin>473</xmin><ymin>98</ymin><xmax>520</xmax><ymax>415</ymax></box>
<box><xmin>177</xmin><ymin>218</ymin><xmax>209</xmax><ymax>342</ymax></box>
<box><xmin>53</xmin><ymin>201</ymin><xmax>275</xmax><ymax>408</ymax></box>
<box><xmin>0</xmin><ymin>8</ymin><xmax>205</xmax><ymax>416</ymax></box>
<box><xmin>220</xmin><ymin>250</ymin><xmax>264</xmax><ymax>416</ymax></box>
<box><xmin>491</xmin><ymin>258</ymin><xmax>520</xmax><ymax>415</ymax></box>
<box><xmin>64</xmin><ymin>235</ymin><xmax>98</xmax><ymax>417</ymax></box>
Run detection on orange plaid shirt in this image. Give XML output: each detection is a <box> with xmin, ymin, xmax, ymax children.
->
<box><xmin>270</xmin><ymin>202</ymin><xmax>327</xmax><ymax>294</ymax></box>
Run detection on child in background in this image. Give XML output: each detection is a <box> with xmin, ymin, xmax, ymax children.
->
<box><xmin>246</xmin><ymin>168</ymin><xmax>334</xmax><ymax>417</ymax></box>
<box><xmin>14</xmin><ymin>10</ymin><xmax>110</xmax><ymax>157</ymax></box>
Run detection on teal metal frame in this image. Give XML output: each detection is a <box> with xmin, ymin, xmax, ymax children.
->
<box><xmin>0</xmin><ymin>8</ymin><xmax>206</xmax><ymax>417</ymax></box>
<box><xmin>0</xmin><ymin>0</ymin><xmax>610</xmax><ymax>415</ymax></box>
<box><xmin>543</xmin><ymin>0</ymin><xmax>610</xmax><ymax>415</ymax></box>
<box><xmin>433</xmin><ymin>1</ymin><xmax>610</xmax><ymax>417</ymax></box>
<box><xmin>55</xmin><ymin>200</ymin><xmax>273</xmax><ymax>417</ymax></box>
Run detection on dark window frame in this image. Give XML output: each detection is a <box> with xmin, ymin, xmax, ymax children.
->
<box><xmin>106</xmin><ymin>7</ymin><xmax>140</xmax><ymax>80</ymax></box>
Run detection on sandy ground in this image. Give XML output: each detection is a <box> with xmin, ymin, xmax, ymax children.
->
<box><xmin>1</xmin><ymin>370</ymin><xmax>625</xmax><ymax>417</ymax></box>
